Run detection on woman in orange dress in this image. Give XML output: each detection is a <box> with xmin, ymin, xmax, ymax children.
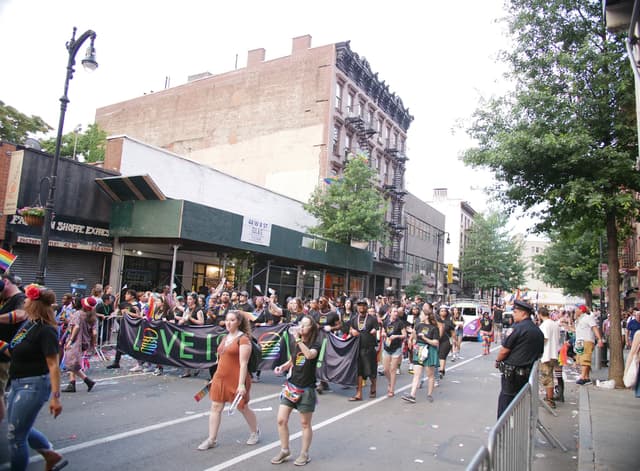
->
<box><xmin>198</xmin><ymin>310</ymin><xmax>260</xmax><ymax>450</ymax></box>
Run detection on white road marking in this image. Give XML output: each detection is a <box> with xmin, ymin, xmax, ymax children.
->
<box><xmin>203</xmin><ymin>348</ymin><xmax>494</xmax><ymax>471</ymax></box>
<box><xmin>6</xmin><ymin>343</ymin><xmax>495</xmax><ymax>471</ymax></box>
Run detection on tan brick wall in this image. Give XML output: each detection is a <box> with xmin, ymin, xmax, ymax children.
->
<box><xmin>96</xmin><ymin>41</ymin><xmax>336</xmax><ymax>202</ymax></box>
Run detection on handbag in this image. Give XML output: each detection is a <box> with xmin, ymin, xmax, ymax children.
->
<box><xmin>575</xmin><ymin>339</ymin><xmax>585</xmax><ymax>355</ymax></box>
<box><xmin>419</xmin><ymin>345</ymin><xmax>430</xmax><ymax>362</ymax></box>
<box><xmin>281</xmin><ymin>381</ymin><xmax>305</xmax><ymax>403</ymax></box>
<box><xmin>624</xmin><ymin>356</ymin><xmax>639</xmax><ymax>388</ymax></box>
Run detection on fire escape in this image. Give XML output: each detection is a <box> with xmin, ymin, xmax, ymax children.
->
<box><xmin>345</xmin><ymin>111</ymin><xmax>377</xmax><ymax>154</ymax></box>
<box><xmin>382</xmin><ymin>143</ymin><xmax>408</xmax><ymax>264</ymax></box>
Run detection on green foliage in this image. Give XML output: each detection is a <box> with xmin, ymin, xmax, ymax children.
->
<box><xmin>303</xmin><ymin>153</ymin><xmax>388</xmax><ymax>245</ymax></box>
<box><xmin>534</xmin><ymin>229</ymin><xmax>602</xmax><ymax>297</ymax></box>
<box><xmin>41</xmin><ymin>123</ymin><xmax>107</xmax><ymax>162</ymax></box>
<box><xmin>460</xmin><ymin>212</ymin><xmax>526</xmax><ymax>292</ymax></box>
<box><xmin>404</xmin><ymin>274</ymin><xmax>426</xmax><ymax>299</ymax></box>
<box><xmin>0</xmin><ymin>100</ymin><xmax>51</xmax><ymax>144</ymax></box>
<box><xmin>464</xmin><ymin>0</ymin><xmax>640</xmax><ymax>233</ymax></box>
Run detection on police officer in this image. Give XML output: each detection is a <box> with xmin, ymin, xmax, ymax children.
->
<box><xmin>495</xmin><ymin>299</ymin><xmax>544</xmax><ymax>418</ymax></box>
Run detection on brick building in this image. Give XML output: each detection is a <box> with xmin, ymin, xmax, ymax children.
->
<box><xmin>97</xmin><ymin>35</ymin><xmax>414</xmax><ymax>296</ymax></box>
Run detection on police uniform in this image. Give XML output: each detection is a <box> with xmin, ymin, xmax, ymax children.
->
<box><xmin>496</xmin><ymin>300</ymin><xmax>544</xmax><ymax>418</ymax></box>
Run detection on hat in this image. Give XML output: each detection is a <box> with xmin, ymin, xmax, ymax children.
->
<box><xmin>81</xmin><ymin>297</ymin><xmax>97</xmax><ymax>310</ymax></box>
<box><xmin>355</xmin><ymin>298</ymin><xmax>369</xmax><ymax>306</ymax></box>
<box><xmin>239</xmin><ymin>290</ymin><xmax>249</xmax><ymax>297</ymax></box>
<box><xmin>578</xmin><ymin>305</ymin><xmax>588</xmax><ymax>313</ymax></box>
<box><xmin>513</xmin><ymin>299</ymin><xmax>534</xmax><ymax>314</ymax></box>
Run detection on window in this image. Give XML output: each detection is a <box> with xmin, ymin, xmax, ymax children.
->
<box><xmin>335</xmin><ymin>82</ymin><xmax>343</xmax><ymax>112</ymax></box>
<box><xmin>333</xmin><ymin>124</ymin><xmax>341</xmax><ymax>155</ymax></box>
<box><xmin>384</xmin><ymin>159</ymin><xmax>390</xmax><ymax>184</ymax></box>
<box><xmin>345</xmin><ymin>134</ymin><xmax>353</xmax><ymax>156</ymax></box>
<box><xmin>302</xmin><ymin>236</ymin><xmax>328</xmax><ymax>252</ymax></box>
<box><xmin>359</xmin><ymin>101</ymin><xmax>366</xmax><ymax>118</ymax></box>
<box><xmin>385</xmin><ymin>126</ymin><xmax>391</xmax><ymax>147</ymax></box>
<box><xmin>347</xmin><ymin>93</ymin><xmax>355</xmax><ymax>114</ymax></box>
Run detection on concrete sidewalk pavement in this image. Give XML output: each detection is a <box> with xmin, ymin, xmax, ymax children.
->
<box><xmin>578</xmin><ymin>377</ymin><xmax>640</xmax><ymax>470</ymax></box>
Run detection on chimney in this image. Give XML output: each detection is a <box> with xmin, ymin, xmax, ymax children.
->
<box><xmin>292</xmin><ymin>35</ymin><xmax>312</xmax><ymax>54</ymax></box>
<box><xmin>247</xmin><ymin>48</ymin><xmax>265</xmax><ymax>68</ymax></box>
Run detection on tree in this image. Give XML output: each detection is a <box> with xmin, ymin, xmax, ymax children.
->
<box><xmin>41</xmin><ymin>123</ymin><xmax>107</xmax><ymax>162</ymax></box>
<box><xmin>463</xmin><ymin>0</ymin><xmax>638</xmax><ymax>386</ymax></box>
<box><xmin>404</xmin><ymin>274</ymin><xmax>426</xmax><ymax>299</ymax></box>
<box><xmin>459</xmin><ymin>212</ymin><xmax>526</xmax><ymax>298</ymax></box>
<box><xmin>304</xmin><ymin>152</ymin><xmax>388</xmax><ymax>245</ymax></box>
<box><xmin>534</xmin><ymin>230</ymin><xmax>602</xmax><ymax>302</ymax></box>
<box><xmin>0</xmin><ymin>100</ymin><xmax>51</xmax><ymax>144</ymax></box>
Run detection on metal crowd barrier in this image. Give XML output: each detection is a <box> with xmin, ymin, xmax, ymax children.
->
<box><xmin>96</xmin><ymin>315</ymin><xmax>120</xmax><ymax>361</ymax></box>
<box><xmin>466</xmin><ymin>361</ymin><xmax>566</xmax><ymax>471</ymax></box>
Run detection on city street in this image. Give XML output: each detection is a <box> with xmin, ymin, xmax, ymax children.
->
<box><xmin>6</xmin><ymin>340</ymin><xmax>577</xmax><ymax>471</ymax></box>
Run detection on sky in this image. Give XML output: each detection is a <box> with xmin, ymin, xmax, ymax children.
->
<box><xmin>0</xmin><ymin>0</ymin><xmax>537</xmax><ymax>234</ymax></box>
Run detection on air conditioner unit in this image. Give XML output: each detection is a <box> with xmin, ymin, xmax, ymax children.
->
<box><xmin>636</xmin><ymin>261</ymin><xmax>640</xmax><ymax>268</ymax></box>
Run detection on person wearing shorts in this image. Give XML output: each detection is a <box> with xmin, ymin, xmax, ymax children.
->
<box><xmin>402</xmin><ymin>309</ymin><xmax>439</xmax><ymax>404</ymax></box>
<box><xmin>271</xmin><ymin>316</ymin><xmax>320</xmax><ymax>466</ymax></box>
<box><xmin>381</xmin><ymin>306</ymin><xmax>406</xmax><ymax>397</ymax></box>
<box><xmin>538</xmin><ymin>307</ymin><xmax>560</xmax><ymax>408</ymax></box>
<box><xmin>574</xmin><ymin>305</ymin><xmax>604</xmax><ymax>385</ymax></box>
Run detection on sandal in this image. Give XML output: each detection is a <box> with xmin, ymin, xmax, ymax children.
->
<box><xmin>348</xmin><ymin>396</ymin><xmax>362</xmax><ymax>401</ymax></box>
<box><xmin>387</xmin><ymin>391</ymin><xmax>394</xmax><ymax>397</ymax></box>
<box><xmin>369</xmin><ymin>391</ymin><xmax>377</xmax><ymax>398</ymax></box>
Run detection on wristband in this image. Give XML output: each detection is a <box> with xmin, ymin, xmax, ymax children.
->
<box><xmin>52</xmin><ymin>391</ymin><xmax>61</xmax><ymax>399</ymax></box>
<box><xmin>0</xmin><ymin>340</ymin><xmax>8</xmax><ymax>354</ymax></box>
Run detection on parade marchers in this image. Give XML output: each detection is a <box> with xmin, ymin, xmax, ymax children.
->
<box><xmin>1</xmin><ymin>275</ymin><xmax>638</xmax><ymax>468</ymax></box>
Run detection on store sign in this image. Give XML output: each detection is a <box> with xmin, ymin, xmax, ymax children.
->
<box><xmin>240</xmin><ymin>216</ymin><xmax>272</xmax><ymax>247</ymax></box>
<box><xmin>17</xmin><ymin>236</ymin><xmax>113</xmax><ymax>253</ymax></box>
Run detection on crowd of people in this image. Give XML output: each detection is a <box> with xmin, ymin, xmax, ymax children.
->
<box><xmin>2</xmin><ymin>268</ymin><xmax>640</xmax><ymax>468</ymax></box>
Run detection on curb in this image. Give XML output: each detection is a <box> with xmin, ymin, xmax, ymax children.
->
<box><xmin>578</xmin><ymin>386</ymin><xmax>595</xmax><ymax>471</ymax></box>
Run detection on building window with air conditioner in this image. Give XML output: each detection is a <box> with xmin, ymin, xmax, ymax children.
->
<box><xmin>333</xmin><ymin>124</ymin><xmax>341</xmax><ymax>156</ymax></box>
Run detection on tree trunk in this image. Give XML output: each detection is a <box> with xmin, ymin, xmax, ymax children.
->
<box><xmin>606</xmin><ymin>212</ymin><xmax>624</xmax><ymax>387</ymax></box>
<box><xmin>583</xmin><ymin>290</ymin><xmax>593</xmax><ymax>309</ymax></box>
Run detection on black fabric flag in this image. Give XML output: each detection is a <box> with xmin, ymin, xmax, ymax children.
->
<box><xmin>315</xmin><ymin>331</ymin><xmax>360</xmax><ymax>386</ymax></box>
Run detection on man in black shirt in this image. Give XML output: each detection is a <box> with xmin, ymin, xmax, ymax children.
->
<box><xmin>495</xmin><ymin>300</ymin><xmax>544</xmax><ymax>418</ymax></box>
<box><xmin>314</xmin><ymin>296</ymin><xmax>340</xmax><ymax>393</ymax></box>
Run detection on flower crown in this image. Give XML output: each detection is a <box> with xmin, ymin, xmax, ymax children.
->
<box><xmin>25</xmin><ymin>284</ymin><xmax>43</xmax><ymax>300</ymax></box>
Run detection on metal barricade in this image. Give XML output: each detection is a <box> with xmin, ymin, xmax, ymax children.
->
<box><xmin>488</xmin><ymin>380</ymin><xmax>533</xmax><ymax>470</ymax></box>
<box><xmin>466</xmin><ymin>445</ymin><xmax>491</xmax><ymax>471</ymax></box>
<box><xmin>96</xmin><ymin>315</ymin><xmax>120</xmax><ymax>361</ymax></box>
<box><xmin>465</xmin><ymin>360</ymin><xmax>565</xmax><ymax>471</ymax></box>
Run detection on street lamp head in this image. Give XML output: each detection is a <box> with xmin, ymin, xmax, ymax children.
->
<box><xmin>81</xmin><ymin>39</ymin><xmax>98</xmax><ymax>72</ymax></box>
<box><xmin>445</xmin><ymin>234</ymin><xmax>451</xmax><ymax>244</ymax></box>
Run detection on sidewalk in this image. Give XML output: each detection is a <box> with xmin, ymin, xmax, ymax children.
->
<box><xmin>578</xmin><ymin>369</ymin><xmax>640</xmax><ymax>471</ymax></box>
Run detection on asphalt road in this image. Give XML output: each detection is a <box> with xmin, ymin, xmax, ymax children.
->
<box><xmin>1</xmin><ymin>339</ymin><xmax>574</xmax><ymax>471</ymax></box>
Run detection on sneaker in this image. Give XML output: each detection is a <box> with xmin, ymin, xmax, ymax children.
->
<box><xmin>246</xmin><ymin>429</ymin><xmax>260</xmax><ymax>445</ymax></box>
<box><xmin>401</xmin><ymin>394</ymin><xmax>416</xmax><ymax>404</ymax></box>
<box><xmin>396</xmin><ymin>368</ymin><xmax>401</xmax><ymax>375</ymax></box>
<box><xmin>576</xmin><ymin>378</ymin><xmax>592</xmax><ymax>385</ymax></box>
<box><xmin>153</xmin><ymin>368</ymin><xmax>163</xmax><ymax>376</ymax></box>
<box><xmin>143</xmin><ymin>366</ymin><xmax>155</xmax><ymax>373</ymax></box>
<box><xmin>419</xmin><ymin>378</ymin><xmax>425</xmax><ymax>389</ymax></box>
<box><xmin>197</xmin><ymin>437</ymin><xmax>217</xmax><ymax>450</ymax></box>
<box><xmin>293</xmin><ymin>452</ymin><xmax>310</xmax><ymax>466</ymax></box>
<box><xmin>271</xmin><ymin>449</ymin><xmax>291</xmax><ymax>464</ymax></box>
<box><xmin>408</xmin><ymin>366</ymin><xmax>414</xmax><ymax>375</ymax></box>
<box><xmin>130</xmin><ymin>365</ymin><xmax>143</xmax><ymax>372</ymax></box>
<box><xmin>105</xmin><ymin>363</ymin><xmax>120</xmax><ymax>369</ymax></box>
<box><xmin>434</xmin><ymin>380</ymin><xmax>440</xmax><ymax>388</ymax></box>
<box><xmin>427</xmin><ymin>395</ymin><xmax>434</xmax><ymax>403</ymax></box>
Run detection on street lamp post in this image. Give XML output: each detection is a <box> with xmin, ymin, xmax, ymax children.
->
<box><xmin>35</xmin><ymin>27</ymin><xmax>98</xmax><ymax>285</ymax></box>
<box><xmin>434</xmin><ymin>230</ymin><xmax>450</xmax><ymax>302</ymax></box>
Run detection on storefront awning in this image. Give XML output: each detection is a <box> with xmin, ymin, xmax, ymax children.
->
<box><xmin>95</xmin><ymin>175</ymin><xmax>166</xmax><ymax>202</ymax></box>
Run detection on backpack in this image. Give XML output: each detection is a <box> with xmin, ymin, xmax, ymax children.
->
<box><xmin>240</xmin><ymin>335</ymin><xmax>262</xmax><ymax>373</ymax></box>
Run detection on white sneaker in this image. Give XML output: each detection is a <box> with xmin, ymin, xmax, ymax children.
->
<box><xmin>197</xmin><ymin>437</ymin><xmax>217</xmax><ymax>450</ymax></box>
<box><xmin>129</xmin><ymin>365</ymin><xmax>143</xmax><ymax>372</ymax></box>
<box><xmin>143</xmin><ymin>366</ymin><xmax>154</xmax><ymax>373</ymax></box>
<box><xmin>246</xmin><ymin>428</ymin><xmax>260</xmax><ymax>445</ymax></box>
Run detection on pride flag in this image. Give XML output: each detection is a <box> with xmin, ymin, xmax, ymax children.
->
<box><xmin>0</xmin><ymin>248</ymin><xmax>17</xmax><ymax>272</ymax></box>
<box><xmin>146</xmin><ymin>296</ymin><xmax>156</xmax><ymax>321</ymax></box>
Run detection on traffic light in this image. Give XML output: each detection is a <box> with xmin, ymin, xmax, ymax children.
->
<box><xmin>447</xmin><ymin>264</ymin><xmax>454</xmax><ymax>284</ymax></box>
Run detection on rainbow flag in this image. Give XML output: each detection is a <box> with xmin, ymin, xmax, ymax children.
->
<box><xmin>0</xmin><ymin>248</ymin><xmax>17</xmax><ymax>272</ymax></box>
<box><xmin>146</xmin><ymin>296</ymin><xmax>156</xmax><ymax>321</ymax></box>
<box><xmin>323</xmin><ymin>176</ymin><xmax>340</xmax><ymax>185</ymax></box>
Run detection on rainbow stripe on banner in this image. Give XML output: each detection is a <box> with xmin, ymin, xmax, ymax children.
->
<box><xmin>0</xmin><ymin>248</ymin><xmax>17</xmax><ymax>272</ymax></box>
